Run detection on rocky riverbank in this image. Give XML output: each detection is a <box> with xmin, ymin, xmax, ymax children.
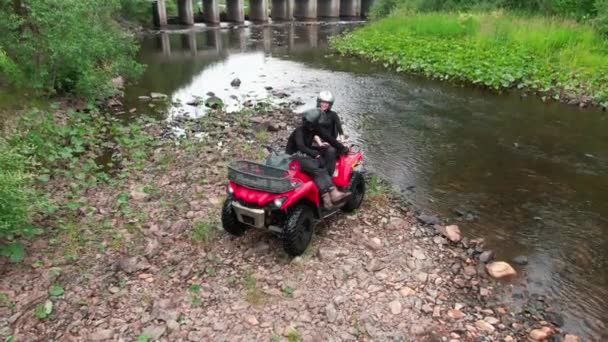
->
<box><xmin>0</xmin><ymin>92</ymin><xmax>580</xmax><ymax>342</ymax></box>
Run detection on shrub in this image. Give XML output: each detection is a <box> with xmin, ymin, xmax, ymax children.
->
<box><xmin>0</xmin><ymin>142</ymin><xmax>37</xmax><ymax>240</ymax></box>
<box><xmin>0</xmin><ymin>0</ymin><xmax>143</xmax><ymax>99</ymax></box>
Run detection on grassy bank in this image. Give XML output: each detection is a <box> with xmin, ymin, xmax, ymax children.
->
<box><xmin>331</xmin><ymin>11</ymin><xmax>608</xmax><ymax>108</ymax></box>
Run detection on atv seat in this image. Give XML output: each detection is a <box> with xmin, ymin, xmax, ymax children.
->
<box><xmin>264</xmin><ymin>152</ymin><xmax>292</xmax><ymax>170</ymax></box>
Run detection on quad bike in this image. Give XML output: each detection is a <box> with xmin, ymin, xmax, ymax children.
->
<box><xmin>221</xmin><ymin>147</ymin><xmax>365</xmax><ymax>256</ymax></box>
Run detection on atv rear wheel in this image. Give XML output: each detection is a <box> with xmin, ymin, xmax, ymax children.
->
<box><xmin>342</xmin><ymin>171</ymin><xmax>365</xmax><ymax>213</ymax></box>
<box><xmin>282</xmin><ymin>204</ymin><xmax>315</xmax><ymax>256</ymax></box>
<box><xmin>221</xmin><ymin>195</ymin><xmax>248</xmax><ymax>236</ymax></box>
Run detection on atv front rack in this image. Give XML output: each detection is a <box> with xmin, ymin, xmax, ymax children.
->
<box><xmin>228</xmin><ymin>160</ymin><xmax>302</xmax><ymax>193</ymax></box>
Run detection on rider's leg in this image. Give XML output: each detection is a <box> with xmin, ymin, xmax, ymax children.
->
<box><xmin>321</xmin><ymin>146</ymin><xmax>337</xmax><ymax>177</ymax></box>
<box><xmin>297</xmin><ymin>157</ymin><xmax>336</xmax><ymax>208</ymax></box>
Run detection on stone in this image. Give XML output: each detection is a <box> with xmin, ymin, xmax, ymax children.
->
<box><xmin>89</xmin><ymin>329</ymin><xmax>114</xmax><ymax>341</ymax></box>
<box><xmin>138</xmin><ymin>95</ymin><xmax>151</xmax><ymax>101</ymax></box>
<box><xmin>245</xmin><ymin>315</ymin><xmax>259</xmax><ymax>326</ymax></box>
<box><xmin>325</xmin><ymin>303</ymin><xmax>338</xmax><ymax>323</ymax></box>
<box><xmin>365</xmin><ymin>259</ymin><xmax>386</xmax><ymax>273</ymax></box>
<box><xmin>389</xmin><ymin>300</ymin><xmax>402</xmax><ymax>315</ymax></box>
<box><xmin>188</xmin><ymin>330</ymin><xmax>210</xmax><ymax>341</ymax></box>
<box><xmin>230</xmin><ymin>78</ymin><xmax>241</xmax><ymax>87</ymax></box>
<box><xmin>108</xmin><ymin>287</ymin><xmax>120</xmax><ymax>294</ymax></box>
<box><xmin>447</xmin><ymin>309</ymin><xmax>465</xmax><ymax>320</ymax></box>
<box><xmin>479</xmin><ymin>250</ymin><xmax>495</xmax><ymax>263</ymax></box>
<box><xmin>418</xmin><ymin>214</ymin><xmax>440</xmax><ymax>225</ymax></box>
<box><xmin>416</xmin><ymin>272</ymin><xmax>428</xmax><ymax>283</ymax></box>
<box><xmin>463</xmin><ymin>266</ymin><xmax>477</xmax><ymax>276</ymax></box>
<box><xmin>118</xmin><ymin>256</ymin><xmax>150</xmax><ymax>274</ymax></box>
<box><xmin>529</xmin><ymin>328</ymin><xmax>550</xmax><ymax>341</ymax></box>
<box><xmin>412</xmin><ymin>249</ymin><xmax>426</xmax><ymax>260</ymax></box>
<box><xmin>564</xmin><ymin>334</ymin><xmax>580</xmax><ymax>342</ymax></box>
<box><xmin>444</xmin><ymin>225</ymin><xmax>462</xmax><ymax>242</ymax></box>
<box><xmin>170</xmin><ymin>220</ymin><xmax>191</xmax><ymax>235</ymax></box>
<box><xmin>486</xmin><ymin>262</ymin><xmax>517</xmax><ymax>279</ymax></box>
<box><xmin>131</xmin><ymin>190</ymin><xmax>149</xmax><ymax>201</ymax></box>
<box><xmin>363</xmin><ymin>237</ymin><xmax>382</xmax><ymax>251</ymax></box>
<box><xmin>150</xmin><ymin>92</ymin><xmax>168</xmax><ymax>100</ymax></box>
<box><xmin>432</xmin><ymin>306</ymin><xmax>441</xmax><ymax>318</ymax></box>
<box><xmin>512</xmin><ymin>256</ymin><xmax>528</xmax><ymax>265</ymax></box>
<box><xmin>504</xmin><ymin>336</ymin><xmax>515</xmax><ymax>342</ymax></box>
<box><xmin>422</xmin><ymin>303</ymin><xmax>434</xmax><ymax>314</ymax></box>
<box><xmin>167</xmin><ymin>320</ymin><xmax>180</xmax><ymax>331</ymax></box>
<box><xmin>399</xmin><ymin>286</ymin><xmax>415</xmax><ymax>297</ymax></box>
<box><xmin>142</xmin><ymin>325</ymin><xmax>166</xmax><ymax>340</ymax></box>
<box><xmin>484</xmin><ymin>317</ymin><xmax>499</xmax><ymax>325</ymax></box>
<box><xmin>318</xmin><ymin>247</ymin><xmax>348</xmax><ymax>261</ymax></box>
<box><xmin>544</xmin><ymin>311</ymin><xmax>564</xmax><ymax>327</ymax></box>
<box><xmin>475</xmin><ymin>320</ymin><xmax>495</xmax><ymax>333</ymax></box>
<box><xmin>213</xmin><ymin>321</ymin><xmax>227</xmax><ymax>331</ymax></box>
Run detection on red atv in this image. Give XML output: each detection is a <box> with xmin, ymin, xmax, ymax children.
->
<box><xmin>221</xmin><ymin>147</ymin><xmax>365</xmax><ymax>256</ymax></box>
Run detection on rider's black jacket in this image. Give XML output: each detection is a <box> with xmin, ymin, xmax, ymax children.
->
<box><xmin>286</xmin><ymin>125</ymin><xmax>346</xmax><ymax>158</ymax></box>
<box><xmin>318</xmin><ymin>110</ymin><xmax>343</xmax><ymax>139</ymax></box>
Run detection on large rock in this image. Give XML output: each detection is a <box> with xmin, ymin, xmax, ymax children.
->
<box><xmin>478</xmin><ymin>250</ymin><xmax>495</xmax><ymax>263</ymax></box>
<box><xmin>512</xmin><ymin>255</ymin><xmax>528</xmax><ymax>265</ymax></box>
<box><xmin>443</xmin><ymin>225</ymin><xmax>462</xmax><ymax>242</ymax></box>
<box><xmin>486</xmin><ymin>261</ymin><xmax>517</xmax><ymax>279</ymax></box>
<box><xmin>89</xmin><ymin>329</ymin><xmax>114</xmax><ymax>341</ymax></box>
<box><xmin>417</xmin><ymin>214</ymin><xmax>440</xmax><ymax>225</ymax></box>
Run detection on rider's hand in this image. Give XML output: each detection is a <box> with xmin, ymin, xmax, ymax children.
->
<box><xmin>320</xmin><ymin>142</ymin><xmax>330</xmax><ymax>148</ymax></box>
<box><xmin>339</xmin><ymin>145</ymin><xmax>350</xmax><ymax>155</ymax></box>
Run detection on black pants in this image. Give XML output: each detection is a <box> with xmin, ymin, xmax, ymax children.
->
<box><xmin>295</xmin><ymin>156</ymin><xmax>333</xmax><ymax>194</ymax></box>
<box><xmin>321</xmin><ymin>146</ymin><xmax>337</xmax><ymax>177</ymax></box>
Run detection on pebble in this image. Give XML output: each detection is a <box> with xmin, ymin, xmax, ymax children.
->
<box><xmin>484</xmin><ymin>316</ymin><xmax>499</xmax><ymax>325</ymax></box>
<box><xmin>412</xmin><ymin>249</ymin><xmax>427</xmax><ymax>260</ymax></box>
<box><xmin>564</xmin><ymin>334</ymin><xmax>580</xmax><ymax>342</ymax></box>
<box><xmin>325</xmin><ymin>303</ymin><xmax>338</xmax><ymax>322</ymax></box>
<box><xmin>389</xmin><ymin>300</ymin><xmax>402</xmax><ymax>315</ymax></box>
<box><xmin>447</xmin><ymin>309</ymin><xmax>465</xmax><ymax>320</ymax></box>
<box><xmin>475</xmin><ymin>320</ymin><xmax>495</xmax><ymax>333</ymax></box>
<box><xmin>244</xmin><ymin>314</ymin><xmax>259</xmax><ymax>326</ymax></box>
<box><xmin>89</xmin><ymin>329</ymin><xmax>114</xmax><ymax>341</ymax></box>
<box><xmin>478</xmin><ymin>250</ymin><xmax>494</xmax><ymax>263</ymax></box>
<box><xmin>444</xmin><ymin>225</ymin><xmax>462</xmax><ymax>242</ymax></box>
<box><xmin>512</xmin><ymin>255</ymin><xmax>528</xmax><ymax>265</ymax></box>
<box><xmin>108</xmin><ymin>287</ymin><xmax>120</xmax><ymax>294</ymax></box>
<box><xmin>400</xmin><ymin>286</ymin><xmax>415</xmax><ymax>297</ymax></box>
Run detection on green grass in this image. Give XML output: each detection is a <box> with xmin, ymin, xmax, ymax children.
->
<box><xmin>332</xmin><ymin>11</ymin><xmax>608</xmax><ymax>107</ymax></box>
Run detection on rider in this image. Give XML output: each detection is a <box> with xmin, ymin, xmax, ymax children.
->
<box><xmin>313</xmin><ymin>90</ymin><xmax>344</xmax><ymax>177</ymax></box>
<box><xmin>286</xmin><ymin>109</ymin><xmax>351</xmax><ymax>208</ymax></box>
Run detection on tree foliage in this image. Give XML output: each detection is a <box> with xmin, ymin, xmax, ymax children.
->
<box><xmin>0</xmin><ymin>0</ymin><xmax>143</xmax><ymax>98</ymax></box>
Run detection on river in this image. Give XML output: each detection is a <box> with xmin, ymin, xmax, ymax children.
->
<box><xmin>122</xmin><ymin>22</ymin><xmax>608</xmax><ymax>340</ymax></box>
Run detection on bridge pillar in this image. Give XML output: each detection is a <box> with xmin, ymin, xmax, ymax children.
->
<box><xmin>317</xmin><ymin>0</ymin><xmax>339</xmax><ymax>18</ymax></box>
<box><xmin>226</xmin><ymin>0</ymin><xmax>245</xmax><ymax>22</ymax></box>
<box><xmin>294</xmin><ymin>0</ymin><xmax>317</xmax><ymax>20</ymax></box>
<box><xmin>153</xmin><ymin>0</ymin><xmax>168</xmax><ymax>27</ymax></box>
<box><xmin>202</xmin><ymin>0</ymin><xmax>220</xmax><ymax>24</ymax></box>
<box><xmin>178</xmin><ymin>0</ymin><xmax>195</xmax><ymax>25</ymax></box>
<box><xmin>271</xmin><ymin>0</ymin><xmax>293</xmax><ymax>21</ymax></box>
<box><xmin>339</xmin><ymin>0</ymin><xmax>360</xmax><ymax>17</ymax></box>
<box><xmin>249</xmin><ymin>0</ymin><xmax>269</xmax><ymax>22</ymax></box>
<box><xmin>361</xmin><ymin>0</ymin><xmax>372</xmax><ymax>17</ymax></box>
<box><xmin>159</xmin><ymin>32</ymin><xmax>171</xmax><ymax>56</ymax></box>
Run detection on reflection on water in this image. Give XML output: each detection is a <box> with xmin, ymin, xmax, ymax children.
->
<box><xmin>124</xmin><ymin>23</ymin><xmax>608</xmax><ymax>340</ymax></box>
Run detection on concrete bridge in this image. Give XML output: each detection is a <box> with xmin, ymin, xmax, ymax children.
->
<box><xmin>152</xmin><ymin>0</ymin><xmax>373</xmax><ymax>26</ymax></box>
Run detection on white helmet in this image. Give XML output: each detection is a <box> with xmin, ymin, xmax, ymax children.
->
<box><xmin>317</xmin><ymin>90</ymin><xmax>335</xmax><ymax>110</ymax></box>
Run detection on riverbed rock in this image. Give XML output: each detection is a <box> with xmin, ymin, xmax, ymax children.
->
<box><xmin>486</xmin><ymin>261</ymin><xmax>517</xmax><ymax>279</ymax></box>
<box><xmin>150</xmin><ymin>92</ymin><xmax>168</xmax><ymax>100</ymax></box>
<box><xmin>230</xmin><ymin>78</ymin><xmax>241</xmax><ymax>87</ymax></box>
<box><xmin>443</xmin><ymin>225</ymin><xmax>462</xmax><ymax>242</ymax></box>
<box><xmin>138</xmin><ymin>95</ymin><xmax>151</xmax><ymax>101</ymax></box>
<box><xmin>564</xmin><ymin>334</ymin><xmax>580</xmax><ymax>342</ymax></box>
<box><xmin>544</xmin><ymin>311</ymin><xmax>564</xmax><ymax>327</ymax></box>
<box><xmin>512</xmin><ymin>255</ymin><xmax>528</xmax><ymax>265</ymax></box>
<box><xmin>475</xmin><ymin>320</ymin><xmax>495</xmax><ymax>333</ymax></box>
<box><xmin>479</xmin><ymin>250</ymin><xmax>495</xmax><ymax>263</ymax></box>
<box><xmin>529</xmin><ymin>327</ymin><xmax>553</xmax><ymax>341</ymax></box>
<box><xmin>417</xmin><ymin>214</ymin><xmax>440</xmax><ymax>225</ymax></box>
<box><xmin>89</xmin><ymin>328</ymin><xmax>114</xmax><ymax>341</ymax></box>
<box><xmin>205</xmin><ymin>96</ymin><xmax>224</xmax><ymax>109</ymax></box>
<box><xmin>389</xmin><ymin>300</ymin><xmax>402</xmax><ymax>315</ymax></box>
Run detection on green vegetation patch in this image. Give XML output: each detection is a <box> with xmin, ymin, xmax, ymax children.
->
<box><xmin>332</xmin><ymin>12</ymin><xmax>608</xmax><ymax>107</ymax></box>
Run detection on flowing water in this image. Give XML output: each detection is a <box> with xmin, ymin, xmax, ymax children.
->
<box><xmin>123</xmin><ymin>22</ymin><xmax>608</xmax><ymax>340</ymax></box>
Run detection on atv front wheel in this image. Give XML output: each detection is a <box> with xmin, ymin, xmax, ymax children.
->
<box><xmin>282</xmin><ymin>204</ymin><xmax>315</xmax><ymax>256</ymax></box>
<box><xmin>221</xmin><ymin>195</ymin><xmax>248</xmax><ymax>236</ymax></box>
<box><xmin>342</xmin><ymin>171</ymin><xmax>365</xmax><ymax>213</ymax></box>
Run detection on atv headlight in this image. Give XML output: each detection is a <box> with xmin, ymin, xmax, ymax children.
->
<box><xmin>227</xmin><ymin>185</ymin><xmax>234</xmax><ymax>194</ymax></box>
<box><xmin>273</xmin><ymin>197</ymin><xmax>287</xmax><ymax>209</ymax></box>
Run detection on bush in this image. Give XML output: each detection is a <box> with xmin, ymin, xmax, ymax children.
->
<box><xmin>595</xmin><ymin>0</ymin><xmax>608</xmax><ymax>35</ymax></box>
<box><xmin>0</xmin><ymin>142</ymin><xmax>37</xmax><ymax>240</ymax></box>
<box><xmin>0</xmin><ymin>0</ymin><xmax>143</xmax><ymax>99</ymax></box>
